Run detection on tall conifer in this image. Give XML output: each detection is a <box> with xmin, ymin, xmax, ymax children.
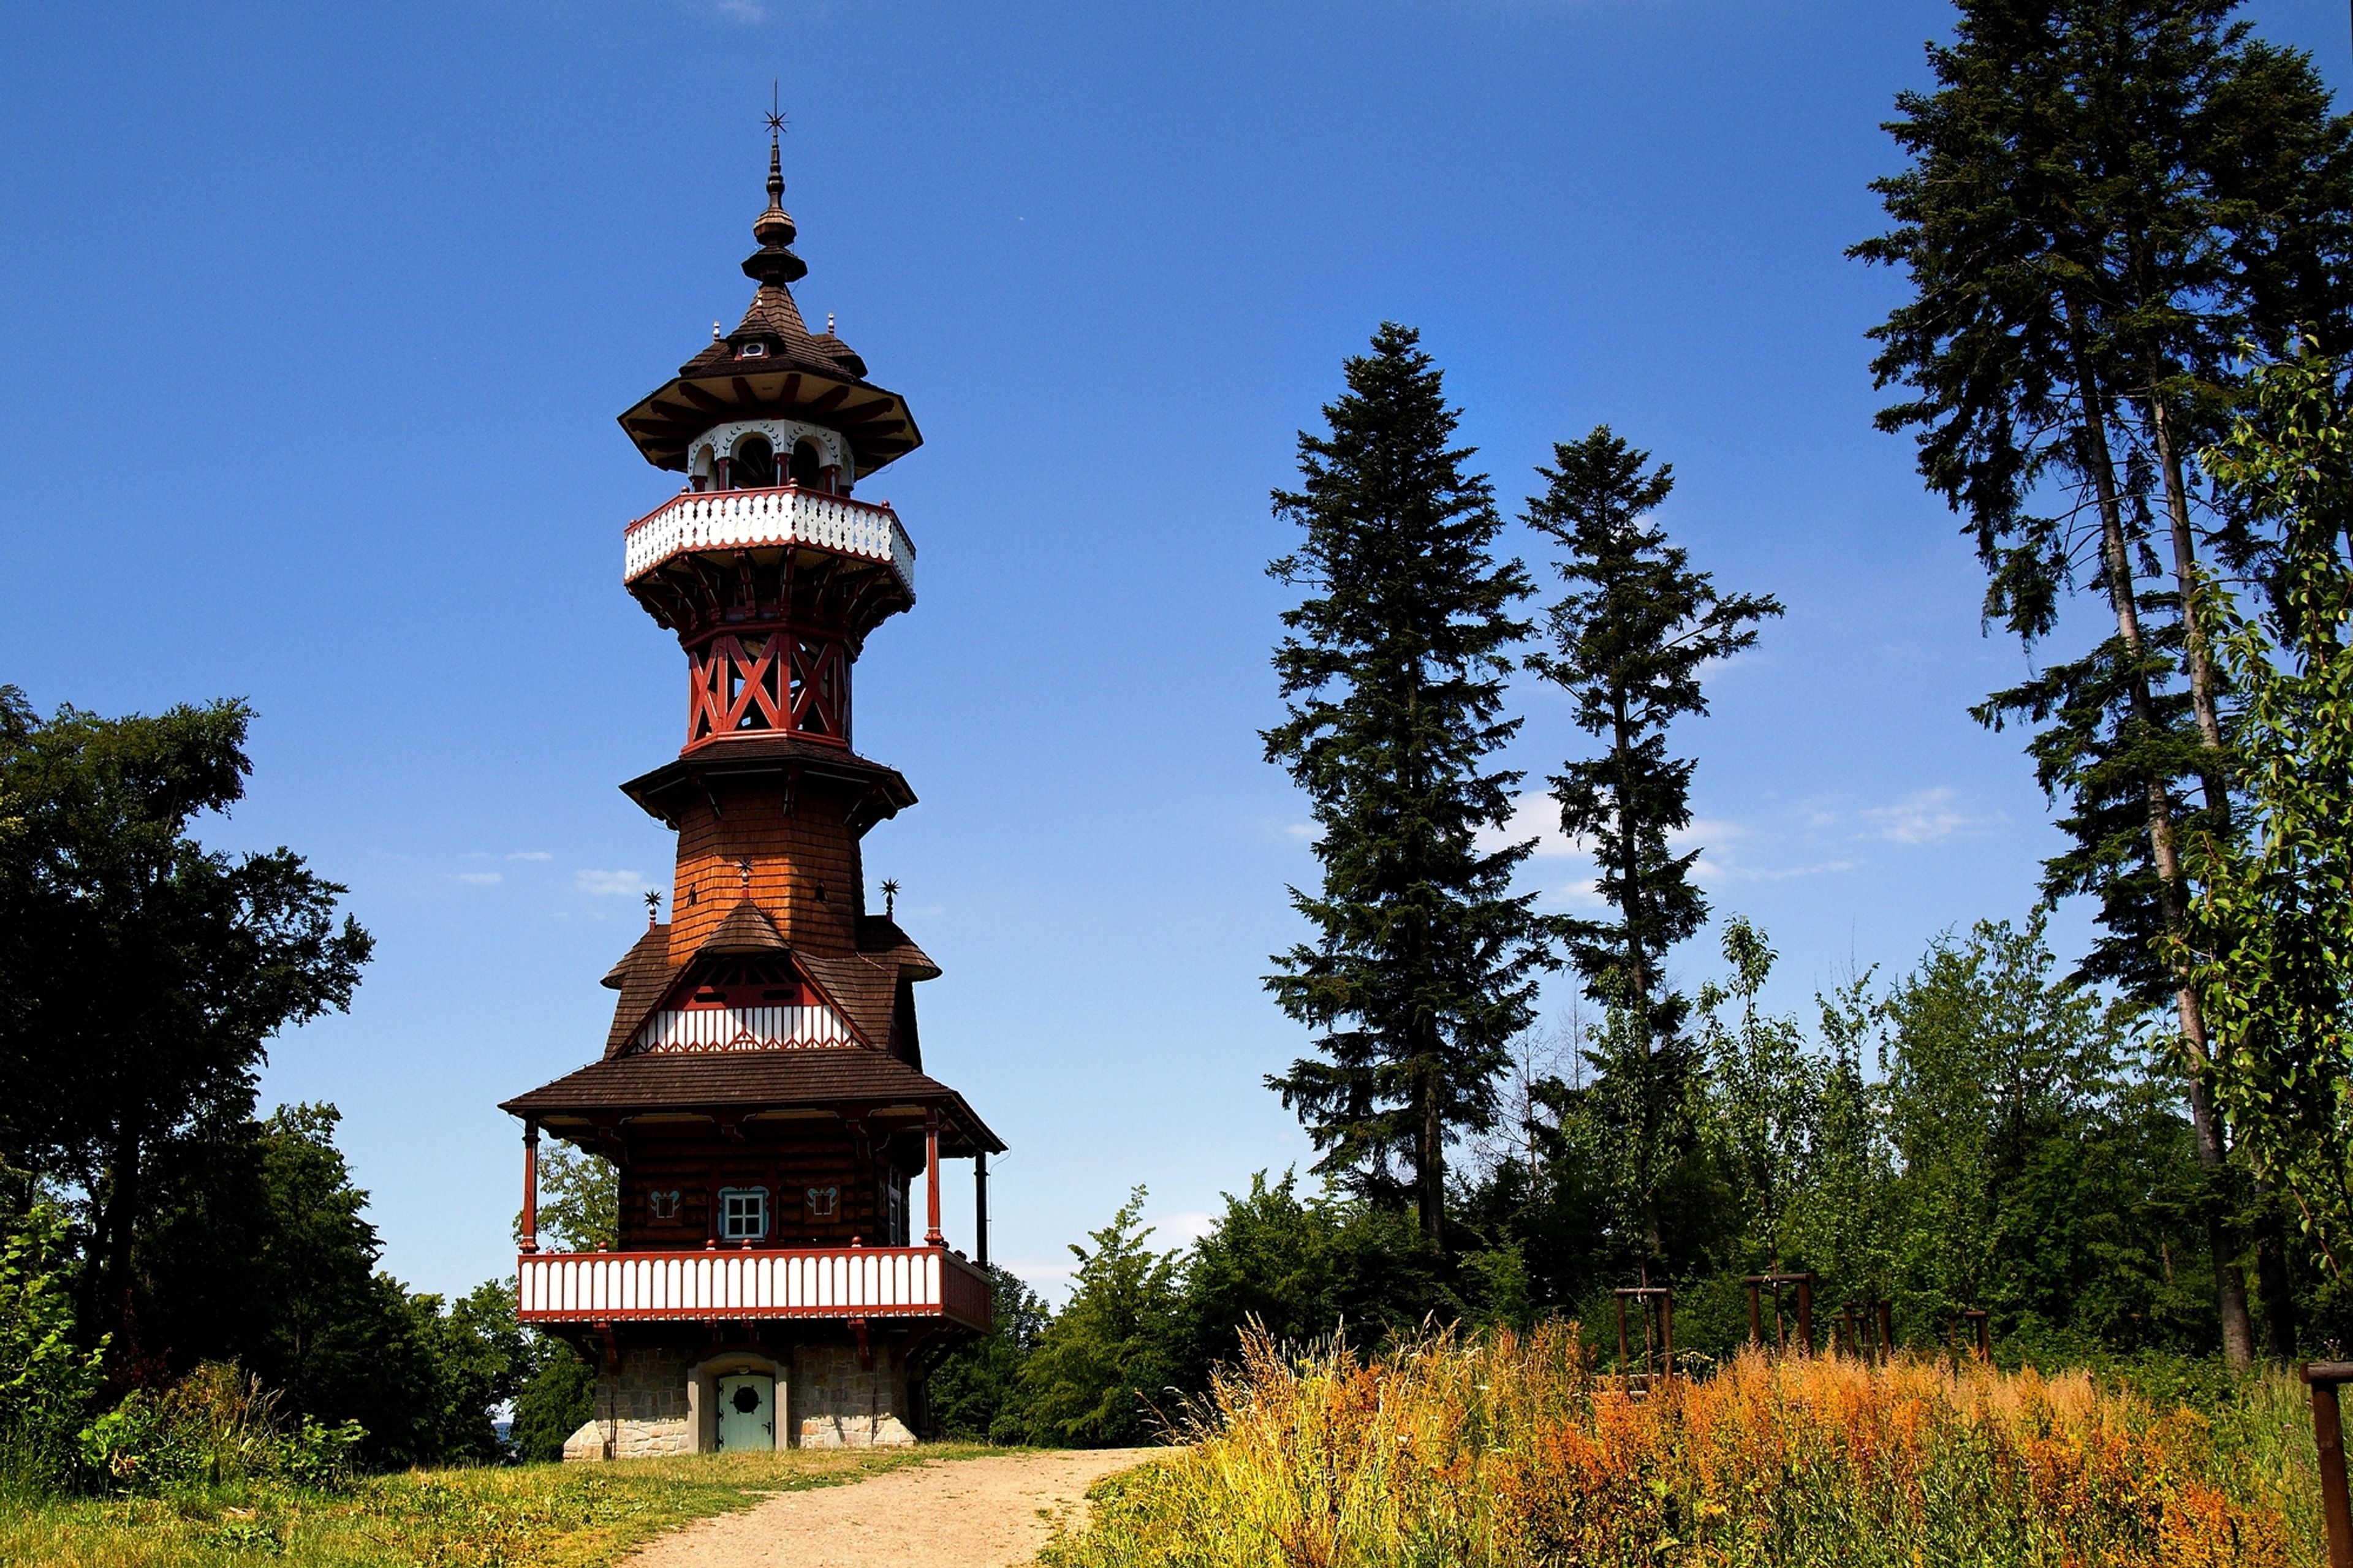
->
<box><xmin>1525</xmin><ymin>428</ymin><xmax>1781</xmax><ymax>1266</ymax></box>
<box><xmin>1853</xmin><ymin>0</ymin><xmax>2353</xmax><ymax>1364</ymax></box>
<box><xmin>1263</xmin><ymin>324</ymin><xmax>1550</xmax><ymax>1251</ymax></box>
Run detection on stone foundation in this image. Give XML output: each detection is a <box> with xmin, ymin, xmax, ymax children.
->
<box><xmin>563</xmin><ymin>1333</ymin><xmax>923</xmax><ymax>1458</ymax></box>
<box><xmin>564</xmin><ymin>1345</ymin><xmax>694</xmax><ymax>1462</ymax></box>
<box><xmin>790</xmin><ymin>1341</ymin><xmax>915</xmax><ymax>1449</ymax></box>
<box><xmin>562</xmin><ymin>1415</ymin><xmax>691</xmax><ymax>1461</ymax></box>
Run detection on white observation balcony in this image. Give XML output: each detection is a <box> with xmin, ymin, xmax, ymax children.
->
<box><xmin>517</xmin><ymin>1243</ymin><xmax>990</xmax><ymax>1332</ymax></box>
<box><xmin>624</xmin><ymin>485</ymin><xmax>915</xmax><ymax>597</ymax></box>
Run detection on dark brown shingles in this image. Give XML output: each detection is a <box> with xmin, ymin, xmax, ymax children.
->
<box><xmin>604</xmin><ymin>926</ymin><xmax>684</xmax><ymax>1059</ymax></box>
<box><xmin>855</xmin><ymin>914</ymin><xmax>941</xmax><ymax>981</ymax></box>
<box><xmin>499</xmin><ymin>1046</ymin><xmax>1004</xmax><ymax>1153</ymax></box>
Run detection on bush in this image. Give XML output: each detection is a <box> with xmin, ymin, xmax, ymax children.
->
<box><xmin>0</xmin><ymin>1202</ymin><xmax>104</xmax><ymax>1488</ymax></box>
<box><xmin>77</xmin><ymin>1362</ymin><xmax>363</xmax><ymax>1495</ymax></box>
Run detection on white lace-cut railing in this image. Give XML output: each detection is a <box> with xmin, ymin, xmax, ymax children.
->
<box><xmin>624</xmin><ymin>486</ymin><xmax>915</xmax><ymax>596</ymax></box>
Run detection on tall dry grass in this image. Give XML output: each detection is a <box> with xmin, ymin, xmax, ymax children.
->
<box><xmin>1049</xmin><ymin>1325</ymin><xmax>2315</xmax><ymax>1568</ymax></box>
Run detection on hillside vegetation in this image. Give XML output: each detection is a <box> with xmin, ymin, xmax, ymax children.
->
<box><xmin>1046</xmin><ymin>1329</ymin><xmax>2316</xmax><ymax>1568</ymax></box>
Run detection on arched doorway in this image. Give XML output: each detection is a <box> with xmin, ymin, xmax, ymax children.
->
<box><xmin>789</xmin><ymin>439</ymin><xmax>824</xmax><ymax>488</ymax></box>
<box><xmin>730</xmin><ymin>434</ymin><xmax>777</xmax><ymax>489</ymax></box>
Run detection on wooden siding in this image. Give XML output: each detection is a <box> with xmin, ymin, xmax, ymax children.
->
<box><xmin>616</xmin><ymin>1126</ymin><xmax>911</xmax><ymax>1251</ymax></box>
<box><xmin>667</xmin><ymin>775</ymin><xmax>864</xmax><ymax>960</ymax></box>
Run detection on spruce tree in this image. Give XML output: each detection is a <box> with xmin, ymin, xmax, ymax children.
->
<box><xmin>1263</xmin><ymin>323</ymin><xmax>1550</xmax><ymax>1251</ymax></box>
<box><xmin>1523</xmin><ymin>427</ymin><xmax>1781</xmax><ymax>1268</ymax></box>
<box><xmin>1851</xmin><ymin>0</ymin><xmax>2353</xmax><ymax>1365</ymax></box>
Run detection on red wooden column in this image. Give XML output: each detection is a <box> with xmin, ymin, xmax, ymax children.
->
<box><xmin>924</xmin><ymin>1109</ymin><xmax>944</xmax><ymax>1246</ymax></box>
<box><xmin>520</xmin><ymin>1123</ymin><xmax>540</xmax><ymax>1253</ymax></box>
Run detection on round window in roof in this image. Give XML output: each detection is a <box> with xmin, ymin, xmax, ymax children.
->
<box><xmin>737</xmin><ymin>341</ymin><xmax>767</xmax><ymax>358</ymax></box>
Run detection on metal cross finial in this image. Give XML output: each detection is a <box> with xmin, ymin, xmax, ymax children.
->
<box><xmin>881</xmin><ymin>878</ymin><xmax>900</xmax><ymax>918</ymax></box>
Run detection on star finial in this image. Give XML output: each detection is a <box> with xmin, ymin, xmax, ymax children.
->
<box><xmin>881</xmin><ymin>878</ymin><xmax>900</xmax><ymax>918</ymax></box>
<box><xmin>644</xmin><ymin>889</ymin><xmax>662</xmax><ymax>925</ymax></box>
<box><xmin>737</xmin><ymin>857</ymin><xmax>754</xmax><ymax>893</ymax></box>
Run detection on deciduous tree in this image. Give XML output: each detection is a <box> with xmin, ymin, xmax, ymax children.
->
<box><xmin>0</xmin><ymin>690</ymin><xmax>371</xmax><ymax>1359</ymax></box>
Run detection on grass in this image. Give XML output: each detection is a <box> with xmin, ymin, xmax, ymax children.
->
<box><xmin>0</xmin><ymin>1443</ymin><xmax>1001</xmax><ymax>1568</ymax></box>
<box><xmin>1043</xmin><ymin>1326</ymin><xmax>2319</xmax><ymax>1568</ymax></box>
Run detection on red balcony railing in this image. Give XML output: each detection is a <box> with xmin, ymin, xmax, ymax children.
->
<box><xmin>517</xmin><ymin>1243</ymin><xmax>990</xmax><ymax>1333</ymax></box>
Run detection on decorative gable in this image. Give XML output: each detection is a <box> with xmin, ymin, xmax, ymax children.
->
<box><xmin>631</xmin><ymin>955</ymin><xmax>859</xmax><ymax>1054</ymax></box>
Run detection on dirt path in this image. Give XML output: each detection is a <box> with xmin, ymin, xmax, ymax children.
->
<box><xmin>623</xmin><ymin>1449</ymin><xmax>1159</xmax><ymax>1568</ymax></box>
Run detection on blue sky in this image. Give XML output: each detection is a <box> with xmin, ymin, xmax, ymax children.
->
<box><xmin>3</xmin><ymin>0</ymin><xmax>2344</xmax><ymax>1303</ymax></box>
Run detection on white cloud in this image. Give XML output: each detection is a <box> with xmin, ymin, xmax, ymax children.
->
<box><xmin>1482</xmin><ymin>792</ymin><xmax>1583</xmax><ymax>858</ymax></box>
<box><xmin>450</xmin><ymin>871</ymin><xmax>502</xmax><ymax>887</ymax></box>
<box><xmin>575</xmin><ymin>869</ymin><xmax>651</xmax><ymax>896</ymax></box>
<box><xmin>1152</xmin><ymin>1211</ymin><xmax>1219</xmax><ymax>1246</ymax></box>
<box><xmin>507</xmin><ymin>850</ymin><xmax>553</xmax><ymax>862</ymax></box>
<box><xmin>698</xmin><ymin>0</ymin><xmax>767</xmax><ymax>20</ymax></box>
<box><xmin>1860</xmin><ymin>788</ymin><xmax>1994</xmax><ymax>846</ymax></box>
<box><xmin>1282</xmin><ymin>822</ymin><xmax>1316</xmax><ymax>841</ymax></box>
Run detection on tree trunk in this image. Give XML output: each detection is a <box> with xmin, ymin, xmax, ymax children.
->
<box><xmin>2074</xmin><ymin>339</ymin><xmax>2255</xmax><ymax>1368</ymax></box>
<box><xmin>1610</xmin><ymin>697</ymin><xmax>1667</xmax><ymax>1269</ymax></box>
<box><xmin>2151</xmin><ymin>390</ymin><xmax>2298</xmax><ymax>1358</ymax></box>
<box><xmin>2255</xmin><ymin>1178</ymin><xmax>2300</xmax><ymax>1357</ymax></box>
<box><xmin>1419</xmin><ymin>1073</ymin><xmax>1446</xmax><ymax>1252</ymax></box>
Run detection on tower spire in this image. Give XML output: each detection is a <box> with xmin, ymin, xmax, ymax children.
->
<box><xmin>745</xmin><ymin>91</ymin><xmax>806</xmax><ymax>285</ymax></box>
<box><xmin>765</xmin><ymin>83</ymin><xmax>786</xmax><ymax>209</ymax></box>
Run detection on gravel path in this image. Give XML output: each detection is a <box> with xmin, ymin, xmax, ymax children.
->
<box><xmin>623</xmin><ymin>1449</ymin><xmax>1159</xmax><ymax>1568</ymax></box>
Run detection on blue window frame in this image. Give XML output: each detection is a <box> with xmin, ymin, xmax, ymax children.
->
<box><xmin>718</xmin><ymin>1187</ymin><xmax>768</xmax><ymax>1241</ymax></box>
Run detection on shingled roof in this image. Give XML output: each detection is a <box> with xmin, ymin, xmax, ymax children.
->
<box><xmin>501</xmin><ymin>1047</ymin><xmax>1004</xmax><ymax>1155</ymax></box>
<box><xmin>616</xmin><ymin>142</ymin><xmax>917</xmax><ymax>478</ymax></box>
<box><xmin>619</xmin><ymin>733</ymin><xmax>915</xmax><ymax>833</ymax></box>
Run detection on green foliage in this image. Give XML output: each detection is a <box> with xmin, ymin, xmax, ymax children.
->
<box><xmin>1180</xmin><ymin>1170</ymin><xmax>1442</xmax><ymax>1367</ymax></box>
<box><xmin>1525</xmin><ymin>430</ymin><xmax>1782</xmax><ymax>1042</ymax></box>
<box><xmin>1699</xmin><ymin>918</ymin><xmax>1821</xmax><ymax>1273</ymax></box>
<box><xmin>508</xmin><ymin>1341</ymin><xmax>596</xmax><ymax>1464</ymax></box>
<box><xmin>1015</xmin><ymin>1190</ymin><xmax>1184</xmax><ymax>1447</ymax></box>
<box><xmin>1877</xmin><ymin>917</ymin><xmax>2214</xmax><ymax>1349</ymax></box>
<box><xmin>1520</xmin><ymin>430</ymin><xmax>1778</xmax><ymax>1276</ymax></box>
<box><xmin>518</xmin><ymin>1143</ymin><xmax>618</xmax><ymax>1253</ymax></box>
<box><xmin>1261</xmin><ymin>323</ymin><xmax>1550</xmax><ymax>1243</ymax></box>
<box><xmin>134</xmin><ymin>1104</ymin><xmax>533</xmax><ymax>1469</ymax></box>
<box><xmin>2193</xmin><ymin>338</ymin><xmax>2353</xmax><ymax>1290</ymax></box>
<box><xmin>0</xmin><ymin>1204</ymin><xmax>104</xmax><ymax>1488</ymax></box>
<box><xmin>0</xmin><ymin>689</ymin><xmax>371</xmax><ymax>1361</ymax></box>
<box><xmin>77</xmin><ymin>1363</ymin><xmax>363</xmax><ymax>1496</ymax></box>
<box><xmin>926</xmin><ymin>1268</ymin><xmax>1051</xmax><ymax>1443</ymax></box>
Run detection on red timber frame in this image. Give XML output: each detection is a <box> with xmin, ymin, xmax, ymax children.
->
<box><xmin>686</xmin><ymin>631</ymin><xmax>851</xmax><ymax>748</ymax></box>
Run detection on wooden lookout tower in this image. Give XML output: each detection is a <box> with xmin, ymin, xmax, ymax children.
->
<box><xmin>501</xmin><ymin>132</ymin><xmax>1001</xmax><ymax>1460</ymax></box>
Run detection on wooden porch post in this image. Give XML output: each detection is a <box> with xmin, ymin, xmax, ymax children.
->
<box><xmin>520</xmin><ymin>1123</ymin><xmax>540</xmax><ymax>1253</ymax></box>
<box><xmin>924</xmin><ymin>1110</ymin><xmax>944</xmax><ymax>1246</ymax></box>
<box><xmin>974</xmin><ymin>1150</ymin><xmax>990</xmax><ymax>1268</ymax></box>
<box><xmin>2308</xmin><ymin>1364</ymin><xmax>2353</xmax><ymax>1568</ymax></box>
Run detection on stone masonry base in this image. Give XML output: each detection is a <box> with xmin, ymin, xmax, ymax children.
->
<box><xmin>563</xmin><ymin>1333</ymin><xmax>920</xmax><ymax>1460</ymax></box>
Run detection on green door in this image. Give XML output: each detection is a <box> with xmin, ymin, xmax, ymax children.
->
<box><xmin>715</xmin><ymin>1374</ymin><xmax>775</xmax><ymax>1451</ymax></box>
